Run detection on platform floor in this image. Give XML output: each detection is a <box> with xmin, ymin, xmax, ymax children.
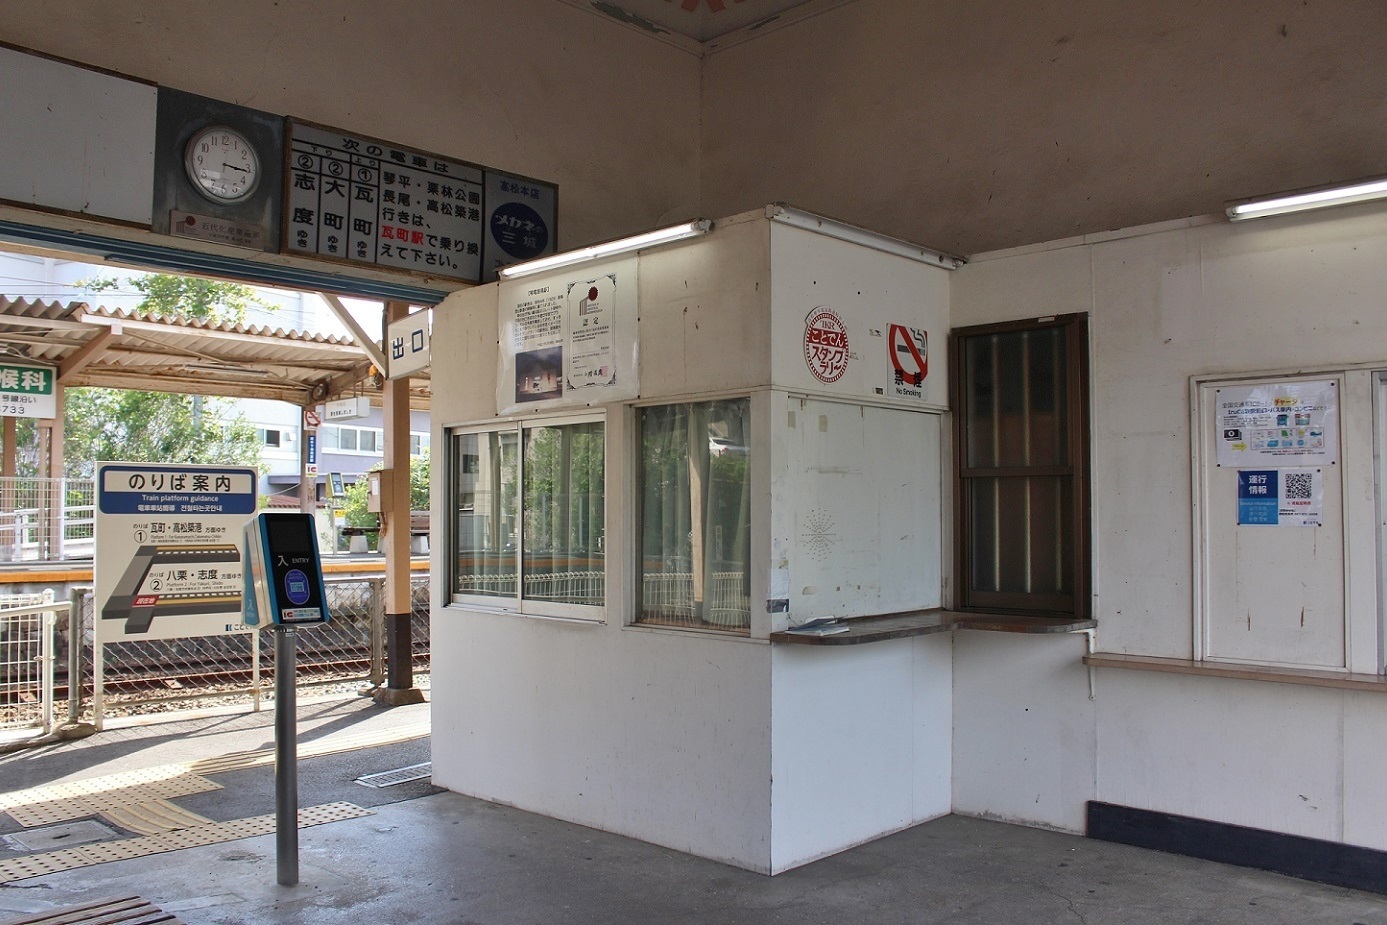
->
<box><xmin>2</xmin><ymin>697</ymin><xmax>1385</xmax><ymax>925</ymax></box>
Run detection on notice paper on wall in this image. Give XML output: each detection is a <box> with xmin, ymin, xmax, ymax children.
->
<box><xmin>1236</xmin><ymin>468</ymin><xmax>1323</xmax><ymax>527</ymax></box>
<box><xmin>1215</xmin><ymin>379</ymin><xmax>1338</xmax><ymax>468</ymax></box>
<box><xmin>496</xmin><ymin>256</ymin><xmax>638</xmax><ymax>414</ymax></box>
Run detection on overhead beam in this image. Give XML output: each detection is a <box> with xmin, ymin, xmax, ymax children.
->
<box><xmin>58</xmin><ymin>323</ymin><xmax>120</xmax><ymax>382</ymax></box>
<box><xmin>320</xmin><ymin>293</ymin><xmax>389</xmax><ymax>371</ymax></box>
<box><xmin>79</xmin><ymin>314</ymin><xmax>366</xmax><ymax>356</ymax></box>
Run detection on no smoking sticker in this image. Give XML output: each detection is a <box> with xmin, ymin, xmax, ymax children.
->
<box><xmin>888</xmin><ymin>324</ymin><xmax>927</xmax><ymax>399</ymax></box>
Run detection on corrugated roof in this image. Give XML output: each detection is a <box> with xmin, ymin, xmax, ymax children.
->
<box><xmin>0</xmin><ymin>297</ymin><xmax>428</xmax><ymax>408</ymax></box>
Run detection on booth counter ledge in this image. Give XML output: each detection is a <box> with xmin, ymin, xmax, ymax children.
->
<box><xmin>769</xmin><ymin>609</ymin><xmax>1095</xmax><ymax>645</ymax></box>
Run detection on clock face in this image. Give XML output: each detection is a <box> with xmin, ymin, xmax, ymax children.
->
<box><xmin>184</xmin><ymin>126</ymin><xmax>260</xmax><ymax>203</ymax></box>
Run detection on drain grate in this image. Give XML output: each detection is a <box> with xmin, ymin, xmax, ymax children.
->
<box><xmin>355</xmin><ymin>762</ymin><xmax>432</xmax><ymax>788</ymax></box>
<box><xmin>0</xmin><ymin>802</ymin><xmax>373</xmax><ymax>884</ymax></box>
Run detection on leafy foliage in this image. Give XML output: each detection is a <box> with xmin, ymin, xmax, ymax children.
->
<box><xmin>82</xmin><ymin>274</ymin><xmax>273</xmax><ymax>323</ymax></box>
<box><xmin>337</xmin><ymin>451</ymin><xmax>431</xmax><ymax>540</ymax></box>
<box><xmin>62</xmin><ymin>389</ymin><xmax>261</xmax><ymax>479</ymax></box>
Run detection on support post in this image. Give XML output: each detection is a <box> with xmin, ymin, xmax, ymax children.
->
<box><xmin>375</xmin><ymin>301</ymin><xmax>423</xmax><ymax>706</ymax></box>
<box><xmin>274</xmin><ymin>625</ymin><xmax>299</xmax><ymax>887</ymax></box>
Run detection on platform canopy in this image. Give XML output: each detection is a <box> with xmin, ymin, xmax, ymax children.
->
<box><xmin>0</xmin><ymin>296</ymin><xmax>429</xmax><ymax>409</ymax></box>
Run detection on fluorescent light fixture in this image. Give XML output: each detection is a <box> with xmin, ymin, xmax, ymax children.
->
<box><xmin>765</xmin><ymin>204</ymin><xmax>964</xmax><ymax>269</ymax></box>
<box><xmin>1226</xmin><ymin>177</ymin><xmax>1387</xmax><ymax>222</ymax></box>
<box><xmin>497</xmin><ymin>219</ymin><xmax>713</xmax><ymax>280</ymax></box>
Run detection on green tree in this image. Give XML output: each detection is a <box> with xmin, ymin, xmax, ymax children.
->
<box><xmin>82</xmin><ymin>273</ymin><xmax>273</xmax><ymax>323</ymax></box>
<box><xmin>337</xmin><ymin>452</ymin><xmax>431</xmax><ymax>548</ymax></box>
<box><xmin>62</xmin><ymin>388</ymin><xmax>261</xmax><ymax>479</ymax></box>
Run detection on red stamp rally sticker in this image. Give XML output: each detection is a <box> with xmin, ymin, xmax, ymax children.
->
<box><xmin>803</xmin><ymin>307</ymin><xmax>850</xmax><ymax>383</ymax></box>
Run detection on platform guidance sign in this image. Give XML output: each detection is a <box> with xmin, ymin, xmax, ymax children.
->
<box><xmin>95</xmin><ymin>462</ymin><xmax>259</xmax><ymax>642</ymax></box>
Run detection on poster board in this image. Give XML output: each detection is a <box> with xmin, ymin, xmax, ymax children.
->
<box><xmin>1196</xmin><ymin>376</ymin><xmax>1345</xmax><ymax>667</ymax></box>
<box><xmin>496</xmin><ymin>256</ymin><xmax>639</xmax><ymax>414</ymax></box>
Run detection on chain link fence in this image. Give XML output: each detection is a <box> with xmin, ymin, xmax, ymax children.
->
<box><xmin>0</xmin><ymin>477</ymin><xmax>94</xmax><ymax>562</ymax></box>
<box><xmin>0</xmin><ymin>575</ymin><xmax>430</xmax><ymax>730</ymax></box>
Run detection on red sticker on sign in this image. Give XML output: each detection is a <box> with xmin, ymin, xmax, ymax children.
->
<box><xmin>133</xmin><ymin>594</ymin><xmax>159</xmax><ymax>607</ymax></box>
<box><xmin>804</xmin><ymin>307</ymin><xmax>850</xmax><ymax>383</ymax></box>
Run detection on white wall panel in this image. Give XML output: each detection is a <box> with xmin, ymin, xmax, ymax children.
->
<box><xmin>770</xmin><ymin>636</ymin><xmax>951</xmax><ymax>873</ymax></box>
<box><xmin>770</xmin><ymin>223</ymin><xmax>950</xmax><ymax>409</ymax></box>
<box><xmin>779</xmin><ymin>398</ymin><xmax>941</xmax><ymax>623</ymax></box>
<box><xmin>0</xmin><ymin>47</ymin><xmax>156</xmax><ymax>224</ymax></box>
<box><xmin>951</xmin><ymin>632</ymin><xmax>1095</xmax><ymax>833</ymax></box>
<box><xmin>637</xmin><ymin>214</ymin><xmax>771</xmax><ymax>399</ymax></box>
<box><xmin>1094</xmin><ymin>671</ymin><xmax>1343</xmax><ymax>841</ymax></box>
<box><xmin>1342</xmin><ymin>693</ymin><xmax>1387</xmax><ymax>850</ymax></box>
<box><xmin>431</xmin><ymin>612</ymin><xmax>774</xmax><ymax>871</ymax></box>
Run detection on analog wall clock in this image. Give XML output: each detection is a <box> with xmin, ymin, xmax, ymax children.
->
<box><xmin>183</xmin><ymin>125</ymin><xmax>261</xmax><ymax>203</ymax></box>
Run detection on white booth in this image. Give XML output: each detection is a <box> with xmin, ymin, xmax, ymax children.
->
<box><xmin>427</xmin><ymin>206</ymin><xmax>1005</xmax><ymax>873</ymax></box>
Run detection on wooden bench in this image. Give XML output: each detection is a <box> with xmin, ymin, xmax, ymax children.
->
<box><xmin>340</xmin><ymin>512</ymin><xmax>430</xmax><ymax>553</ymax></box>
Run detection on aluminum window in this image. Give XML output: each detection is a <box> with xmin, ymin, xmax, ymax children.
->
<box><xmin>636</xmin><ymin>398</ymin><xmax>751</xmax><ymax>633</ymax></box>
<box><xmin>449</xmin><ymin>416</ymin><xmax>605</xmax><ymax>615</ymax></box>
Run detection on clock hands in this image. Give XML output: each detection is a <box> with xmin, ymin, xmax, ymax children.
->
<box><xmin>222</xmin><ymin>162</ymin><xmax>249</xmax><ymax>174</ymax></box>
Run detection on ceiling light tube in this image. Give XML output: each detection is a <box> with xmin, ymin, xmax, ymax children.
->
<box><xmin>497</xmin><ymin>219</ymin><xmax>713</xmax><ymax>280</ymax></box>
<box><xmin>1226</xmin><ymin>178</ymin><xmax>1387</xmax><ymax>222</ymax></box>
<box><xmin>765</xmin><ymin>204</ymin><xmax>965</xmax><ymax>269</ymax></box>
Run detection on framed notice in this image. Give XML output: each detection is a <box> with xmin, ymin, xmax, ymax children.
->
<box><xmin>496</xmin><ymin>257</ymin><xmax>638</xmax><ymax>414</ymax></box>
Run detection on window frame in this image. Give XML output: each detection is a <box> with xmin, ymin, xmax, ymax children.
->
<box><xmin>632</xmin><ymin>396</ymin><xmax>753</xmax><ymax>636</ymax></box>
<box><xmin>951</xmin><ymin>313</ymin><xmax>1091</xmax><ymax>619</ymax></box>
<box><xmin>446</xmin><ymin>411</ymin><xmax>607</xmax><ymax>622</ymax></box>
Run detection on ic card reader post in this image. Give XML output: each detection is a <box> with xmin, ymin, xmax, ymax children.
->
<box><xmin>242</xmin><ymin>511</ymin><xmax>330</xmax><ymax>887</ymax></box>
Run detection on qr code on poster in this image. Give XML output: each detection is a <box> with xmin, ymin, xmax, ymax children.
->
<box><xmin>1284</xmin><ymin>471</ymin><xmax>1314</xmax><ymax>500</ymax></box>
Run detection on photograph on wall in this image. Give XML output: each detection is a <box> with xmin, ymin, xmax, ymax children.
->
<box><xmin>1236</xmin><ymin>467</ymin><xmax>1323</xmax><ymax>527</ymax></box>
<box><xmin>1215</xmin><ymin>379</ymin><xmax>1338</xmax><ymax>468</ymax></box>
<box><xmin>94</xmin><ymin>462</ymin><xmax>259</xmax><ymax>642</ymax></box>
<box><xmin>497</xmin><ymin>256</ymin><xmax>638</xmax><ymax>414</ymax></box>
<box><xmin>515</xmin><ymin>346</ymin><xmax>564</xmax><ymax>403</ymax></box>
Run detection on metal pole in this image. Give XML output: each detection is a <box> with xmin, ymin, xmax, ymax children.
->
<box><xmin>67</xmin><ymin>588</ymin><xmax>83</xmax><ymax>724</ymax></box>
<box><xmin>274</xmin><ymin>625</ymin><xmax>299</xmax><ymax>887</ymax></box>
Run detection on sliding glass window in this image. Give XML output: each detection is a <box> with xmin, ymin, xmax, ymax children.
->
<box><xmin>637</xmin><ymin>398</ymin><xmax>751</xmax><ymax>633</ymax></box>
<box><xmin>450</xmin><ymin>416</ymin><xmax>605</xmax><ymax>615</ymax></box>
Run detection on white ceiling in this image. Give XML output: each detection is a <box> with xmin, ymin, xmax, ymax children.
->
<box><xmin>566</xmin><ymin>0</ymin><xmax>834</xmax><ymax>43</ymax></box>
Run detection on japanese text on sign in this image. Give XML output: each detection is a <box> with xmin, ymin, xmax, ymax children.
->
<box><xmin>285</xmin><ymin>121</ymin><xmax>484</xmax><ymax>282</ymax></box>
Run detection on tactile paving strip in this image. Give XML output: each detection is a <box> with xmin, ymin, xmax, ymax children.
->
<box><xmin>0</xmin><ymin>802</ymin><xmax>373</xmax><ymax>884</ymax></box>
<box><xmin>99</xmin><ymin>799</ymin><xmax>213</xmax><ymax>836</ymax></box>
<box><xmin>0</xmin><ymin>769</ymin><xmax>222</xmax><ymax>828</ymax></box>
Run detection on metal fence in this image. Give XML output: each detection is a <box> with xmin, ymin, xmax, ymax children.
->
<box><xmin>0</xmin><ymin>477</ymin><xmax>95</xmax><ymax>562</ymax></box>
<box><xmin>638</xmin><ymin>570</ymin><xmax>750</xmax><ymax>630</ymax></box>
<box><xmin>0</xmin><ymin>591</ymin><xmax>64</xmax><ymax>733</ymax></box>
<box><xmin>0</xmin><ymin>576</ymin><xmax>430</xmax><ymax>733</ymax></box>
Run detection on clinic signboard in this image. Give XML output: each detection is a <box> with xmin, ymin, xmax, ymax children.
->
<box><xmin>0</xmin><ymin>362</ymin><xmax>56</xmax><ymax>418</ymax></box>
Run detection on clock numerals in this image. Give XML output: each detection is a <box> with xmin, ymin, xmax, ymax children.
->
<box><xmin>184</xmin><ymin>125</ymin><xmax>260</xmax><ymax>204</ymax></box>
